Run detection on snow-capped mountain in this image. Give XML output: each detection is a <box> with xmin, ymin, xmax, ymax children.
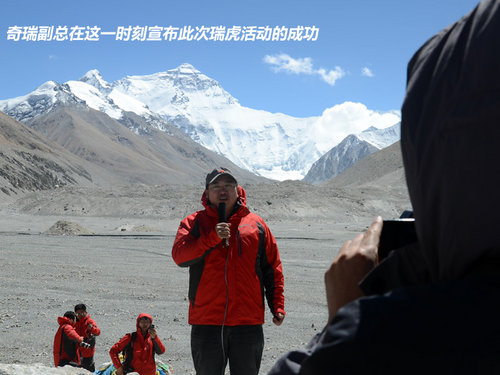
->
<box><xmin>68</xmin><ymin>69</ymin><xmax>151</xmax><ymax>119</ymax></box>
<box><xmin>0</xmin><ymin>81</ymin><xmax>86</xmax><ymax>122</ymax></box>
<box><xmin>303</xmin><ymin>123</ymin><xmax>400</xmax><ymax>185</ymax></box>
<box><xmin>0</xmin><ymin>64</ymin><xmax>400</xmax><ymax>180</ymax></box>
<box><xmin>111</xmin><ymin>64</ymin><xmax>321</xmax><ymax>180</ymax></box>
<box><xmin>357</xmin><ymin>124</ymin><xmax>400</xmax><ymax>149</ymax></box>
<box><xmin>0</xmin><ymin>72</ymin><xmax>178</xmax><ymax>139</ymax></box>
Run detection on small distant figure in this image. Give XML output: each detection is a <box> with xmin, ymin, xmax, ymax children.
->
<box><xmin>74</xmin><ymin>303</ymin><xmax>101</xmax><ymax>372</ymax></box>
<box><xmin>109</xmin><ymin>313</ymin><xmax>165</xmax><ymax>375</ymax></box>
<box><xmin>53</xmin><ymin>311</ymin><xmax>89</xmax><ymax>368</ymax></box>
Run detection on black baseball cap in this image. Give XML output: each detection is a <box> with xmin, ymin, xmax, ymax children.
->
<box><xmin>205</xmin><ymin>168</ymin><xmax>237</xmax><ymax>188</ymax></box>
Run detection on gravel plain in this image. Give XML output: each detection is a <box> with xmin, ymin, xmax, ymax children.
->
<box><xmin>0</xmin><ymin>182</ymin><xmax>411</xmax><ymax>374</ymax></box>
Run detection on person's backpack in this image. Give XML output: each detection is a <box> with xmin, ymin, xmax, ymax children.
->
<box><xmin>121</xmin><ymin>332</ymin><xmax>137</xmax><ymax>373</ymax></box>
<box><xmin>121</xmin><ymin>332</ymin><xmax>156</xmax><ymax>373</ymax></box>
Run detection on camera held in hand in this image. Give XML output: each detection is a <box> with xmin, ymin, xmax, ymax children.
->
<box><xmin>379</xmin><ymin>210</ymin><xmax>418</xmax><ymax>260</ymax></box>
<box><xmin>79</xmin><ymin>341</ymin><xmax>91</xmax><ymax>349</ymax></box>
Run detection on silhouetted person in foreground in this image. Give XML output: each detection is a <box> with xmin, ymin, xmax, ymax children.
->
<box><xmin>269</xmin><ymin>0</ymin><xmax>500</xmax><ymax>373</ymax></box>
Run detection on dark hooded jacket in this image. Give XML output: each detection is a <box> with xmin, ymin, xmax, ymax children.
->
<box><xmin>268</xmin><ymin>1</ymin><xmax>500</xmax><ymax>374</ymax></box>
<box><xmin>109</xmin><ymin>313</ymin><xmax>165</xmax><ymax>375</ymax></box>
<box><xmin>53</xmin><ymin>316</ymin><xmax>83</xmax><ymax>367</ymax></box>
<box><xmin>172</xmin><ymin>185</ymin><xmax>285</xmax><ymax>325</ymax></box>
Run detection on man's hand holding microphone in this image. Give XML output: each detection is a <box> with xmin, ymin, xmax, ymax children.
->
<box><xmin>216</xmin><ymin>202</ymin><xmax>230</xmax><ymax>247</ymax></box>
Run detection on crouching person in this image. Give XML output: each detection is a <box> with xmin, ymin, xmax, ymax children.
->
<box><xmin>53</xmin><ymin>311</ymin><xmax>89</xmax><ymax>368</ymax></box>
<box><xmin>110</xmin><ymin>313</ymin><xmax>166</xmax><ymax>375</ymax></box>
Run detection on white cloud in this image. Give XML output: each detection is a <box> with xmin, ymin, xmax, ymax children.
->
<box><xmin>361</xmin><ymin>67</ymin><xmax>374</xmax><ymax>77</ymax></box>
<box><xmin>263</xmin><ymin>53</ymin><xmax>345</xmax><ymax>86</ymax></box>
<box><xmin>313</xmin><ymin>101</ymin><xmax>401</xmax><ymax>153</ymax></box>
<box><xmin>317</xmin><ymin>67</ymin><xmax>345</xmax><ymax>86</ymax></box>
<box><xmin>263</xmin><ymin>54</ymin><xmax>313</xmax><ymax>74</ymax></box>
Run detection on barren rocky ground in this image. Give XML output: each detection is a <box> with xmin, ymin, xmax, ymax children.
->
<box><xmin>0</xmin><ymin>182</ymin><xmax>411</xmax><ymax>374</ymax></box>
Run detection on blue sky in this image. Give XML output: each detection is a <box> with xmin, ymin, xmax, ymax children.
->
<box><xmin>1</xmin><ymin>0</ymin><xmax>480</xmax><ymax>118</ymax></box>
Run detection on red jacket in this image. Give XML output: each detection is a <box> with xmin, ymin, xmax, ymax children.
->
<box><xmin>109</xmin><ymin>313</ymin><xmax>166</xmax><ymax>375</ymax></box>
<box><xmin>53</xmin><ymin>316</ymin><xmax>83</xmax><ymax>367</ymax></box>
<box><xmin>172</xmin><ymin>186</ymin><xmax>285</xmax><ymax>325</ymax></box>
<box><xmin>75</xmin><ymin>314</ymin><xmax>101</xmax><ymax>358</ymax></box>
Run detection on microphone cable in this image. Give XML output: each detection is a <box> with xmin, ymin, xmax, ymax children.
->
<box><xmin>220</xmin><ymin>239</ymin><xmax>230</xmax><ymax>375</ymax></box>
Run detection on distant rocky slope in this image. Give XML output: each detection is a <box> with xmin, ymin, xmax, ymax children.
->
<box><xmin>0</xmin><ymin>111</ymin><xmax>93</xmax><ymax>198</ymax></box>
<box><xmin>303</xmin><ymin>135</ymin><xmax>378</xmax><ymax>185</ymax></box>
<box><xmin>1</xmin><ymin>109</ymin><xmax>410</xmax><ymax>220</ymax></box>
<box><xmin>326</xmin><ymin>141</ymin><xmax>405</xmax><ymax>189</ymax></box>
<box><xmin>0</xmin><ymin>105</ymin><xmax>267</xmax><ymax>200</ymax></box>
<box><xmin>303</xmin><ymin>124</ymin><xmax>400</xmax><ymax>185</ymax></box>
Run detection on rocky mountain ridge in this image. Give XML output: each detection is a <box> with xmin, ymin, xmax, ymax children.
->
<box><xmin>0</xmin><ymin>107</ymin><xmax>267</xmax><ymax>200</ymax></box>
<box><xmin>0</xmin><ymin>64</ymin><xmax>400</xmax><ymax>180</ymax></box>
<box><xmin>304</xmin><ymin>123</ymin><xmax>400</xmax><ymax>184</ymax></box>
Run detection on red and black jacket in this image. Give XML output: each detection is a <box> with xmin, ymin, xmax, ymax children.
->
<box><xmin>53</xmin><ymin>316</ymin><xmax>82</xmax><ymax>367</ymax></box>
<box><xmin>75</xmin><ymin>314</ymin><xmax>101</xmax><ymax>358</ymax></box>
<box><xmin>109</xmin><ymin>313</ymin><xmax>166</xmax><ymax>375</ymax></box>
<box><xmin>172</xmin><ymin>186</ymin><xmax>285</xmax><ymax>325</ymax></box>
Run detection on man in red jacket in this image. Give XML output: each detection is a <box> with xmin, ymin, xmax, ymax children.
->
<box><xmin>109</xmin><ymin>313</ymin><xmax>166</xmax><ymax>375</ymax></box>
<box><xmin>53</xmin><ymin>311</ymin><xmax>87</xmax><ymax>368</ymax></box>
<box><xmin>74</xmin><ymin>303</ymin><xmax>101</xmax><ymax>372</ymax></box>
<box><xmin>172</xmin><ymin>168</ymin><xmax>286</xmax><ymax>375</ymax></box>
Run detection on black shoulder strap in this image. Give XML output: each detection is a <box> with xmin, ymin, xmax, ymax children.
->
<box><xmin>58</xmin><ymin>325</ymin><xmax>66</xmax><ymax>361</ymax></box>
<box><xmin>121</xmin><ymin>332</ymin><xmax>137</xmax><ymax>373</ymax></box>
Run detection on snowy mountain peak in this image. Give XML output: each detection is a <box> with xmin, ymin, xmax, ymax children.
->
<box><xmin>38</xmin><ymin>80</ymin><xmax>58</xmax><ymax>91</ymax></box>
<box><xmin>172</xmin><ymin>63</ymin><xmax>201</xmax><ymax>74</ymax></box>
<box><xmin>123</xmin><ymin>63</ymin><xmax>205</xmax><ymax>86</ymax></box>
<box><xmin>112</xmin><ymin>63</ymin><xmax>239</xmax><ymax>117</ymax></box>
<box><xmin>0</xmin><ymin>80</ymin><xmax>85</xmax><ymax>122</ymax></box>
<box><xmin>28</xmin><ymin>80</ymin><xmax>67</xmax><ymax>96</ymax></box>
<box><xmin>361</xmin><ymin>126</ymin><xmax>378</xmax><ymax>133</ymax></box>
<box><xmin>79</xmin><ymin>69</ymin><xmax>110</xmax><ymax>91</ymax></box>
<box><xmin>357</xmin><ymin>123</ymin><xmax>400</xmax><ymax>149</ymax></box>
<box><xmin>165</xmin><ymin>63</ymin><xmax>225</xmax><ymax>93</ymax></box>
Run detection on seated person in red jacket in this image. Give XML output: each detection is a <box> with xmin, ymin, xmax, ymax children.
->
<box><xmin>110</xmin><ymin>313</ymin><xmax>166</xmax><ymax>375</ymax></box>
<box><xmin>74</xmin><ymin>303</ymin><xmax>101</xmax><ymax>372</ymax></box>
<box><xmin>53</xmin><ymin>311</ymin><xmax>88</xmax><ymax>367</ymax></box>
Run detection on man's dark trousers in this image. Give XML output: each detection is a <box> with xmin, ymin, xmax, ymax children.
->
<box><xmin>191</xmin><ymin>324</ymin><xmax>264</xmax><ymax>375</ymax></box>
<box><xmin>81</xmin><ymin>357</ymin><xmax>95</xmax><ymax>372</ymax></box>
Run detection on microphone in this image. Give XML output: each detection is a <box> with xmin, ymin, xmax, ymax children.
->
<box><xmin>218</xmin><ymin>202</ymin><xmax>229</xmax><ymax>247</ymax></box>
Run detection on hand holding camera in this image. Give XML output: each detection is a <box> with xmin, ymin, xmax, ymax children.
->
<box><xmin>325</xmin><ymin>216</ymin><xmax>382</xmax><ymax>322</ymax></box>
<box><xmin>148</xmin><ymin>324</ymin><xmax>157</xmax><ymax>339</ymax></box>
<box><xmin>79</xmin><ymin>341</ymin><xmax>91</xmax><ymax>349</ymax></box>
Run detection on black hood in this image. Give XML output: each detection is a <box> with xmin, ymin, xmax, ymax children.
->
<box><xmin>401</xmin><ymin>0</ymin><xmax>500</xmax><ymax>281</ymax></box>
